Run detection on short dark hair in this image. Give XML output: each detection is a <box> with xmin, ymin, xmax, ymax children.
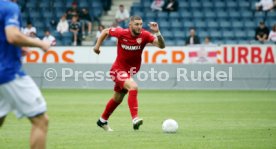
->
<box><xmin>130</xmin><ymin>16</ymin><xmax>142</xmax><ymax>21</ymax></box>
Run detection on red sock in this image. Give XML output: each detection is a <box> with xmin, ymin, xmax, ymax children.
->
<box><xmin>128</xmin><ymin>90</ymin><xmax>138</xmax><ymax>119</ymax></box>
<box><xmin>101</xmin><ymin>98</ymin><xmax>121</xmax><ymax>120</ymax></box>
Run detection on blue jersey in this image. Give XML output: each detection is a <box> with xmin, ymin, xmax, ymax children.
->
<box><xmin>0</xmin><ymin>0</ymin><xmax>25</xmax><ymax>85</ymax></box>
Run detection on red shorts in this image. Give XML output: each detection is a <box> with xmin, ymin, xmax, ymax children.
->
<box><xmin>110</xmin><ymin>69</ymin><xmax>130</xmax><ymax>93</ymax></box>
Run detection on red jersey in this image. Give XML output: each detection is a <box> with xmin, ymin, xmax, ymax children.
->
<box><xmin>109</xmin><ymin>28</ymin><xmax>155</xmax><ymax>74</ymax></box>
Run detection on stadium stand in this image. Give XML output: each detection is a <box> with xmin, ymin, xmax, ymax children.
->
<box><xmin>131</xmin><ymin>0</ymin><xmax>276</xmax><ymax>45</ymax></box>
<box><xmin>18</xmin><ymin>0</ymin><xmax>275</xmax><ymax>46</ymax></box>
<box><xmin>18</xmin><ymin>0</ymin><xmax>104</xmax><ymax>46</ymax></box>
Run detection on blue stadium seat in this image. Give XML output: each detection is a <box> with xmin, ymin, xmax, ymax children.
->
<box><xmin>205</xmin><ymin>11</ymin><xmax>216</xmax><ymax>19</ymax></box>
<box><xmin>162</xmin><ymin>30</ymin><xmax>174</xmax><ymax>40</ymax></box>
<box><xmin>202</xmin><ymin>1</ymin><xmax>212</xmax><ymax>8</ymax></box>
<box><xmin>145</xmin><ymin>11</ymin><xmax>157</xmax><ymax>18</ymax></box>
<box><xmin>166</xmin><ymin>40</ymin><xmax>176</xmax><ymax>46</ymax></box>
<box><xmin>214</xmin><ymin>1</ymin><xmax>226</xmax><ymax>8</ymax></box>
<box><xmin>159</xmin><ymin>21</ymin><xmax>171</xmax><ymax>31</ymax></box>
<box><xmin>192</xmin><ymin>11</ymin><xmax>204</xmax><ymax>19</ymax></box>
<box><xmin>53</xmin><ymin>1</ymin><xmax>64</xmax><ymax>8</ymax></box>
<box><xmin>55</xmin><ymin>39</ymin><xmax>62</xmax><ymax>46</ymax></box>
<box><xmin>222</xmin><ymin>31</ymin><xmax>235</xmax><ymax>39</ymax></box>
<box><xmin>62</xmin><ymin>38</ymin><xmax>72</xmax><ymax>46</ymax></box>
<box><xmin>210</xmin><ymin>30</ymin><xmax>222</xmax><ymax>40</ymax></box>
<box><xmin>37</xmin><ymin>31</ymin><xmax>44</xmax><ymax>39</ymax></box>
<box><xmin>26</xmin><ymin>2</ymin><xmax>36</xmax><ymax>8</ymax></box>
<box><xmin>39</xmin><ymin>2</ymin><xmax>50</xmax><ymax>8</ymax></box>
<box><xmin>179</xmin><ymin>11</ymin><xmax>192</xmax><ymax>19</ymax></box>
<box><xmin>171</xmin><ymin>21</ymin><xmax>182</xmax><ymax>30</ymax></box>
<box><xmin>183</xmin><ymin>21</ymin><xmax>194</xmax><ymax>28</ymax></box>
<box><xmin>174</xmin><ymin>31</ymin><xmax>185</xmax><ymax>40</ymax></box>
<box><xmin>232</xmin><ymin>21</ymin><xmax>244</xmax><ymax>29</ymax></box>
<box><xmin>219</xmin><ymin>21</ymin><xmax>231</xmax><ymax>29</ymax></box>
<box><xmin>91</xmin><ymin>2</ymin><xmax>102</xmax><ymax>8</ymax></box>
<box><xmin>226</xmin><ymin>1</ymin><xmax>238</xmax><ymax>8</ymax></box>
<box><xmin>169</xmin><ymin>12</ymin><xmax>180</xmax><ymax>19</ymax></box>
<box><xmin>241</xmin><ymin>10</ymin><xmax>253</xmax><ymax>18</ymax></box>
<box><xmin>247</xmin><ymin>30</ymin><xmax>256</xmax><ymax>39</ymax></box>
<box><xmin>190</xmin><ymin>1</ymin><xmax>201</xmax><ymax>8</ymax></box>
<box><xmin>238</xmin><ymin>1</ymin><xmax>251</xmax><ymax>9</ymax></box>
<box><xmin>157</xmin><ymin>12</ymin><xmax>169</xmax><ymax>18</ymax></box>
<box><xmin>52</xmin><ymin>31</ymin><xmax>62</xmax><ymax>41</ymax></box>
<box><xmin>194</xmin><ymin>20</ymin><xmax>206</xmax><ymax>29</ymax></box>
<box><xmin>42</xmin><ymin>12</ymin><xmax>53</xmax><ymax>19</ymax></box>
<box><xmin>142</xmin><ymin>1</ymin><xmax>151</xmax><ymax>7</ymax></box>
<box><xmin>207</xmin><ymin>21</ymin><xmax>219</xmax><ymax>29</ymax></box>
<box><xmin>229</xmin><ymin>11</ymin><xmax>240</xmax><ymax>19</ymax></box>
<box><xmin>79</xmin><ymin>1</ymin><xmax>89</xmax><ymax>8</ymax></box>
<box><xmin>198</xmin><ymin>31</ymin><xmax>209</xmax><ymax>38</ymax></box>
<box><xmin>244</xmin><ymin>20</ymin><xmax>255</xmax><ymax>30</ymax></box>
<box><xmin>178</xmin><ymin>1</ymin><xmax>189</xmax><ymax>9</ymax></box>
<box><xmin>267</xmin><ymin>12</ymin><xmax>276</xmax><ymax>20</ymax></box>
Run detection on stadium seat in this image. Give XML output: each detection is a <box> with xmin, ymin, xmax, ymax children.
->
<box><xmin>219</xmin><ymin>21</ymin><xmax>231</xmax><ymax>29</ymax></box>
<box><xmin>202</xmin><ymin>1</ymin><xmax>212</xmax><ymax>9</ymax></box>
<box><xmin>217</xmin><ymin>11</ymin><xmax>228</xmax><ymax>19</ymax></box>
<box><xmin>205</xmin><ymin>11</ymin><xmax>216</xmax><ymax>19</ymax></box>
<box><xmin>174</xmin><ymin>31</ymin><xmax>185</xmax><ymax>40</ymax></box>
<box><xmin>214</xmin><ymin>1</ymin><xmax>226</xmax><ymax>9</ymax></box>
<box><xmin>234</xmin><ymin>30</ymin><xmax>247</xmax><ymax>40</ymax></box>
<box><xmin>169</xmin><ymin>12</ymin><xmax>180</xmax><ymax>19</ymax></box>
<box><xmin>192</xmin><ymin>11</ymin><xmax>204</xmax><ymax>19</ymax></box>
<box><xmin>198</xmin><ymin>31</ymin><xmax>209</xmax><ymax>39</ymax></box>
<box><xmin>79</xmin><ymin>1</ymin><xmax>89</xmax><ymax>8</ymax></box>
<box><xmin>207</xmin><ymin>21</ymin><xmax>219</xmax><ymax>29</ymax></box>
<box><xmin>190</xmin><ymin>1</ymin><xmax>201</xmax><ymax>8</ymax></box>
<box><xmin>175</xmin><ymin>39</ymin><xmax>185</xmax><ymax>46</ymax></box>
<box><xmin>183</xmin><ymin>21</ymin><xmax>194</xmax><ymax>28</ymax></box>
<box><xmin>226</xmin><ymin>1</ymin><xmax>238</xmax><ymax>8</ymax></box>
<box><xmin>170</xmin><ymin>21</ymin><xmax>182</xmax><ymax>30</ymax></box>
<box><xmin>166</xmin><ymin>40</ymin><xmax>176</xmax><ymax>46</ymax></box>
<box><xmin>210</xmin><ymin>30</ymin><xmax>222</xmax><ymax>40</ymax></box>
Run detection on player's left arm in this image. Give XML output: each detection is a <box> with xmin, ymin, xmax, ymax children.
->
<box><xmin>149</xmin><ymin>22</ymin><xmax>165</xmax><ymax>49</ymax></box>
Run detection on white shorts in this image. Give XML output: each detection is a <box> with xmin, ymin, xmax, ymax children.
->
<box><xmin>0</xmin><ymin>76</ymin><xmax>47</xmax><ymax>118</ymax></box>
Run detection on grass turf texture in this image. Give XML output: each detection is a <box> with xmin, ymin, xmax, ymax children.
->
<box><xmin>0</xmin><ymin>90</ymin><xmax>276</xmax><ymax>149</ymax></box>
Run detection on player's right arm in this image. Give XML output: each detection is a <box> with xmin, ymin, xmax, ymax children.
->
<box><xmin>4</xmin><ymin>3</ymin><xmax>50</xmax><ymax>52</ymax></box>
<box><xmin>5</xmin><ymin>27</ymin><xmax>50</xmax><ymax>52</ymax></box>
<box><xmin>93</xmin><ymin>28</ymin><xmax>110</xmax><ymax>55</ymax></box>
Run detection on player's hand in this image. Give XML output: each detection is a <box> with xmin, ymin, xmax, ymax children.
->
<box><xmin>93</xmin><ymin>47</ymin><xmax>101</xmax><ymax>55</ymax></box>
<box><xmin>40</xmin><ymin>42</ymin><xmax>51</xmax><ymax>53</ymax></box>
<box><xmin>148</xmin><ymin>22</ymin><xmax>159</xmax><ymax>33</ymax></box>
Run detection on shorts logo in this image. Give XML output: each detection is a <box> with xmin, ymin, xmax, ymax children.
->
<box><xmin>136</xmin><ymin>38</ymin><xmax>142</xmax><ymax>44</ymax></box>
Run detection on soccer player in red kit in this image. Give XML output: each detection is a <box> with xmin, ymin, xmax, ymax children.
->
<box><xmin>93</xmin><ymin>16</ymin><xmax>165</xmax><ymax>131</ymax></box>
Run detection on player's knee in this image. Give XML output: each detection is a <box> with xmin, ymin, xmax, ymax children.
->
<box><xmin>129</xmin><ymin>83</ymin><xmax>138</xmax><ymax>90</ymax></box>
<box><xmin>31</xmin><ymin>114</ymin><xmax>49</xmax><ymax>130</ymax></box>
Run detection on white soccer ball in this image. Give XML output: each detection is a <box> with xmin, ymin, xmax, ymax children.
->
<box><xmin>162</xmin><ymin>119</ymin><xmax>178</xmax><ymax>133</ymax></box>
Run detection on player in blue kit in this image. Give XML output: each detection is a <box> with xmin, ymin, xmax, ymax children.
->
<box><xmin>0</xmin><ymin>0</ymin><xmax>50</xmax><ymax>149</ymax></box>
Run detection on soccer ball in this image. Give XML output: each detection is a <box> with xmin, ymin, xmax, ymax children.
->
<box><xmin>162</xmin><ymin>119</ymin><xmax>178</xmax><ymax>133</ymax></box>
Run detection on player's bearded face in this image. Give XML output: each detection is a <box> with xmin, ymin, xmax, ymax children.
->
<box><xmin>131</xmin><ymin>20</ymin><xmax>143</xmax><ymax>36</ymax></box>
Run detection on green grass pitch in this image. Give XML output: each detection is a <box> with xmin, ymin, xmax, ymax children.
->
<box><xmin>0</xmin><ymin>90</ymin><xmax>276</xmax><ymax>149</ymax></box>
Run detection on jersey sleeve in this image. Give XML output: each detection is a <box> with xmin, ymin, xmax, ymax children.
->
<box><xmin>109</xmin><ymin>27</ymin><xmax>123</xmax><ymax>38</ymax></box>
<box><xmin>4</xmin><ymin>4</ymin><xmax>20</xmax><ymax>29</ymax></box>
<box><xmin>146</xmin><ymin>31</ymin><xmax>156</xmax><ymax>43</ymax></box>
